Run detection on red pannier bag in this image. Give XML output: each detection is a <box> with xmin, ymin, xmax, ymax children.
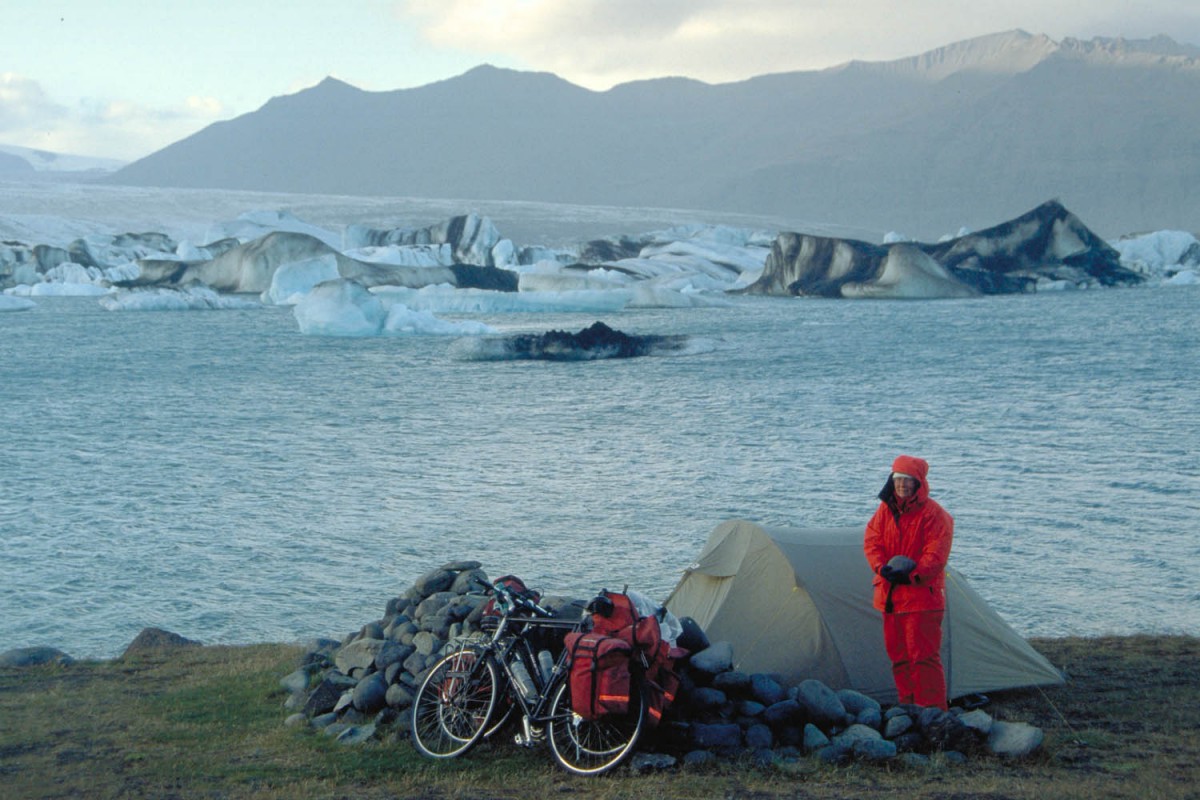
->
<box><xmin>564</xmin><ymin>630</ymin><xmax>633</xmax><ymax>720</ymax></box>
<box><xmin>577</xmin><ymin>589</ymin><xmax>681</xmax><ymax>728</ymax></box>
<box><xmin>643</xmin><ymin>645</ymin><xmax>687</xmax><ymax>728</ymax></box>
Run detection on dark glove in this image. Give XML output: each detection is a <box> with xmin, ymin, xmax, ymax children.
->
<box><xmin>882</xmin><ymin>555</ymin><xmax>916</xmax><ymax>585</ymax></box>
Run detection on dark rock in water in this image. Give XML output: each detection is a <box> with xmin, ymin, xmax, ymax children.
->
<box><xmin>121</xmin><ymin>627</ymin><xmax>201</xmax><ymax>658</ymax></box>
<box><xmin>504</xmin><ymin>321</ymin><xmax>687</xmax><ymax>361</ymax></box>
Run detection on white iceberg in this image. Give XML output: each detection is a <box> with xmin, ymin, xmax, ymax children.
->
<box><xmin>0</xmin><ymin>294</ymin><xmax>36</xmax><ymax>311</ymax></box>
<box><xmin>1111</xmin><ymin>230</ymin><xmax>1200</xmax><ymax>281</ymax></box>
<box><xmin>383</xmin><ymin>305</ymin><xmax>494</xmax><ymax>335</ymax></box>
<box><xmin>8</xmin><ymin>281</ymin><xmax>112</xmax><ymax>297</ymax></box>
<box><xmin>294</xmin><ymin>279</ymin><xmax>496</xmax><ymax>337</ymax></box>
<box><xmin>261</xmin><ymin>254</ymin><xmax>341</xmax><ymax>305</ymax></box>
<box><xmin>99</xmin><ymin>286</ymin><xmax>262</xmax><ymax>311</ymax></box>
<box><xmin>371</xmin><ymin>284</ymin><xmax>630</xmax><ymax>313</ymax></box>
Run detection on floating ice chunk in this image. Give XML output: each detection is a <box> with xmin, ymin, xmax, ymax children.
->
<box><xmin>372</xmin><ymin>284</ymin><xmax>629</xmax><ymax>313</ymax></box>
<box><xmin>383</xmin><ymin>305</ymin><xmax>494</xmax><ymax>335</ymax></box>
<box><xmin>1164</xmin><ymin>269</ymin><xmax>1197</xmax><ymax>286</ymax></box>
<box><xmin>627</xmin><ymin>284</ymin><xmax>733</xmax><ymax>308</ymax></box>
<box><xmin>294</xmin><ymin>278</ymin><xmax>495</xmax><ymax>336</ymax></box>
<box><xmin>1111</xmin><ymin>230</ymin><xmax>1200</xmax><ymax>279</ymax></box>
<box><xmin>31</xmin><ymin>282</ymin><xmax>113</xmax><ymax>297</ymax></box>
<box><xmin>0</xmin><ymin>294</ymin><xmax>36</xmax><ymax>311</ymax></box>
<box><xmin>294</xmin><ymin>279</ymin><xmax>385</xmax><ymax>336</ymax></box>
<box><xmin>261</xmin><ymin>254</ymin><xmax>341</xmax><ymax>305</ymax></box>
<box><xmin>100</xmin><ymin>286</ymin><xmax>262</xmax><ymax>311</ymax></box>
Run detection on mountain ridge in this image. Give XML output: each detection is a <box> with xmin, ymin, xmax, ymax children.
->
<box><xmin>104</xmin><ymin>31</ymin><xmax>1200</xmax><ymax>238</ymax></box>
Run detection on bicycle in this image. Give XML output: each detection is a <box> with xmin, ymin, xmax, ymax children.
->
<box><xmin>410</xmin><ymin>579</ymin><xmax>647</xmax><ymax>775</ymax></box>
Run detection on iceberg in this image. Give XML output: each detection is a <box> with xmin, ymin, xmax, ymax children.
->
<box><xmin>1164</xmin><ymin>269</ymin><xmax>1198</xmax><ymax>286</ymax></box>
<box><xmin>371</xmin><ymin>284</ymin><xmax>630</xmax><ymax>313</ymax></box>
<box><xmin>383</xmin><ymin>305</ymin><xmax>493</xmax><ymax>335</ymax></box>
<box><xmin>1110</xmin><ymin>230</ymin><xmax>1200</xmax><ymax>282</ymax></box>
<box><xmin>293</xmin><ymin>279</ymin><xmax>385</xmax><ymax>336</ymax></box>
<box><xmin>343</xmin><ymin>243</ymin><xmax>453</xmax><ymax>267</ymax></box>
<box><xmin>205</xmin><ymin>209</ymin><xmax>341</xmax><ymax>250</ymax></box>
<box><xmin>0</xmin><ymin>294</ymin><xmax>36</xmax><ymax>311</ymax></box>
<box><xmin>8</xmin><ymin>281</ymin><xmax>112</xmax><ymax>297</ymax></box>
<box><xmin>261</xmin><ymin>254</ymin><xmax>341</xmax><ymax>305</ymax></box>
<box><xmin>99</xmin><ymin>286</ymin><xmax>262</xmax><ymax>311</ymax></box>
<box><xmin>294</xmin><ymin>278</ymin><xmax>496</xmax><ymax>337</ymax></box>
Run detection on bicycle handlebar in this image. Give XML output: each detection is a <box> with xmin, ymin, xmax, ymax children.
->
<box><xmin>490</xmin><ymin>579</ymin><xmax>553</xmax><ymax>618</ymax></box>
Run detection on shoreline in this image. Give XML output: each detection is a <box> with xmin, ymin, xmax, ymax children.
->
<box><xmin>1</xmin><ymin>633</ymin><xmax>1197</xmax><ymax>799</ymax></box>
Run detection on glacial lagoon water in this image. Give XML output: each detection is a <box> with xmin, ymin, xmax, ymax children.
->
<box><xmin>1</xmin><ymin>286</ymin><xmax>1197</xmax><ymax>658</ymax></box>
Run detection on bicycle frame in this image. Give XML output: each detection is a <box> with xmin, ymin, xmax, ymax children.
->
<box><xmin>477</xmin><ymin>591</ymin><xmax>580</xmax><ymax>729</ymax></box>
<box><xmin>412</xmin><ymin>579</ymin><xmax>648</xmax><ymax>774</ymax></box>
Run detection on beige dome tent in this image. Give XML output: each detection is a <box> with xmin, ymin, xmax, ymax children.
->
<box><xmin>664</xmin><ymin>520</ymin><xmax>1064</xmax><ymax>703</ymax></box>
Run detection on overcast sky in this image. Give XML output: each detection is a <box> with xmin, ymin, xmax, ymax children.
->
<box><xmin>4</xmin><ymin>0</ymin><xmax>1199</xmax><ymax>162</ymax></box>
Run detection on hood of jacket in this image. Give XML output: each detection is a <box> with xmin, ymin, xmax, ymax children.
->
<box><xmin>878</xmin><ymin>454</ymin><xmax>931</xmax><ymax>509</ymax></box>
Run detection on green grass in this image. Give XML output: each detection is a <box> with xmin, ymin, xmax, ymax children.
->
<box><xmin>1</xmin><ymin>635</ymin><xmax>1196</xmax><ymax>799</ymax></box>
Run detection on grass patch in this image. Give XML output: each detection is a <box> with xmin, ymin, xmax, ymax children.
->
<box><xmin>0</xmin><ymin>635</ymin><xmax>1196</xmax><ymax>799</ymax></box>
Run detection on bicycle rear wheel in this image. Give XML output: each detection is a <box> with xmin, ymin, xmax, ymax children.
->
<box><xmin>410</xmin><ymin>648</ymin><xmax>499</xmax><ymax>758</ymax></box>
<box><xmin>547</xmin><ymin>679</ymin><xmax>645</xmax><ymax>775</ymax></box>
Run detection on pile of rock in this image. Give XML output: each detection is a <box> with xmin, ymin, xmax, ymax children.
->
<box><xmin>655</xmin><ymin>639</ymin><xmax>1044</xmax><ymax>768</ymax></box>
<box><xmin>280</xmin><ymin>560</ymin><xmax>586</xmax><ymax>744</ymax></box>
<box><xmin>280</xmin><ymin>560</ymin><xmax>1045</xmax><ymax>765</ymax></box>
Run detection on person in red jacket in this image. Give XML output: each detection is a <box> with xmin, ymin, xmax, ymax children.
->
<box><xmin>864</xmin><ymin>455</ymin><xmax>954</xmax><ymax>709</ymax></box>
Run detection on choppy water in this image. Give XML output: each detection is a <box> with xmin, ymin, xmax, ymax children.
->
<box><xmin>2</xmin><ymin>287</ymin><xmax>1197</xmax><ymax>658</ymax></box>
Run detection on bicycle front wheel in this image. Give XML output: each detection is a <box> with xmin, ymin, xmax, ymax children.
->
<box><xmin>410</xmin><ymin>648</ymin><xmax>500</xmax><ymax>758</ymax></box>
<box><xmin>547</xmin><ymin>678</ymin><xmax>645</xmax><ymax>775</ymax></box>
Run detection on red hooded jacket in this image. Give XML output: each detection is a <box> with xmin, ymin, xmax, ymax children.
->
<box><xmin>864</xmin><ymin>455</ymin><xmax>954</xmax><ymax>613</ymax></box>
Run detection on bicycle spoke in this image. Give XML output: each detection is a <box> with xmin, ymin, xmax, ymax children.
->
<box><xmin>548</xmin><ymin>679</ymin><xmax>645</xmax><ymax>775</ymax></box>
<box><xmin>411</xmin><ymin>648</ymin><xmax>499</xmax><ymax>758</ymax></box>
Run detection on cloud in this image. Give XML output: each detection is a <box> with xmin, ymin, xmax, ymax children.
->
<box><xmin>0</xmin><ymin>73</ymin><xmax>68</xmax><ymax>132</ymax></box>
<box><xmin>399</xmin><ymin>0</ymin><xmax>1200</xmax><ymax>88</ymax></box>
<box><xmin>0</xmin><ymin>72</ymin><xmax>225</xmax><ymax>160</ymax></box>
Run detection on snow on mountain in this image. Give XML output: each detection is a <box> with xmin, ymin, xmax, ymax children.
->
<box><xmin>0</xmin><ymin>144</ymin><xmax>125</xmax><ymax>174</ymax></box>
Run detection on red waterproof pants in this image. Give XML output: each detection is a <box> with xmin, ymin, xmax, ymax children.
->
<box><xmin>883</xmin><ymin>609</ymin><xmax>947</xmax><ymax>710</ymax></box>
